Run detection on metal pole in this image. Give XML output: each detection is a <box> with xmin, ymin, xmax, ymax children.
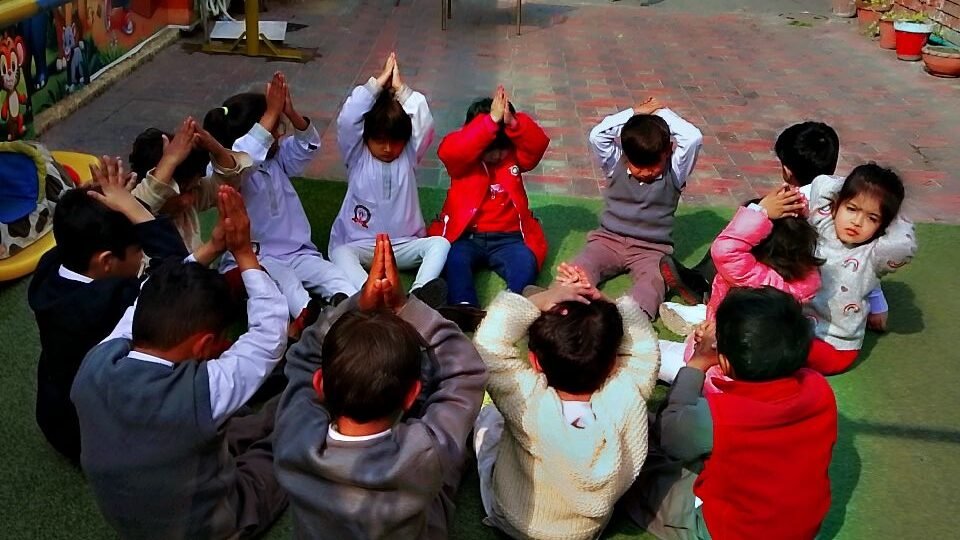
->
<box><xmin>246</xmin><ymin>0</ymin><xmax>260</xmax><ymax>56</ymax></box>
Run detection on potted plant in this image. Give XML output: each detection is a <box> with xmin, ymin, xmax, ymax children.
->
<box><xmin>894</xmin><ymin>14</ymin><xmax>936</xmax><ymax>61</ymax></box>
<box><xmin>833</xmin><ymin>0</ymin><xmax>857</xmax><ymax>18</ymax></box>
<box><xmin>857</xmin><ymin>0</ymin><xmax>892</xmax><ymax>34</ymax></box>
<box><xmin>877</xmin><ymin>9</ymin><xmax>911</xmax><ymax>49</ymax></box>
<box><xmin>922</xmin><ymin>45</ymin><xmax>960</xmax><ymax>77</ymax></box>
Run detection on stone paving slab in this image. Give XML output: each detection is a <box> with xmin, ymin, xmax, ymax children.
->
<box><xmin>40</xmin><ymin>0</ymin><xmax>960</xmax><ymax>223</ymax></box>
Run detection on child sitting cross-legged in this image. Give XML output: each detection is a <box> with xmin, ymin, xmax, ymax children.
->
<box><xmin>274</xmin><ymin>234</ymin><xmax>487</xmax><ymax>539</ymax></box>
<box><xmin>622</xmin><ymin>286</ymin><xmax>837</xmax><ymax>540</ymax></box>
<box><xmin>70</xmin><ymin>186</ymin><xmax>290</xmax><ymax>539</ymax></box>
<box><xmin>472</xmin><ymin>282</ymin><xmax>660</xmax><ymax>539</ymax></box>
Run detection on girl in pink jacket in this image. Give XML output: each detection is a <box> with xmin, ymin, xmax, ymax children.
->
<box><xmin>657</xmin><ymin>185</ymin><xmax>824</xmax><ymax>392</ymax></box>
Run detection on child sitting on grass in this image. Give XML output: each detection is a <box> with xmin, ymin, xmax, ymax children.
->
<box><xmin>805</xmin><ymin>164</ymin><xmax>916</xmax><ymax>374</ymax></box>
<box><xmin>71</xmin><ymin>186</ymin><xmax>289</xmax><ymax>539</ymax></box>
<box><xmin>29</xmin><ymin>156</ymin><xmax>187</xmax><ymax>464</ymax></box>
<box><xmin>129</xmin><ymin>116</ymin><xmax>254</xmax><ymax>252</ymax></box>
<box><xmin>274</xmin><ymin>234</ymin><xmax>487</xmax><ymax>539</ymax></box>
<box><xmin>203</xmin><ymin>71</ymin><xmax>356</xmax><ymax>336</ymax></box>
<box><xmin>329</xmin><ymin>52</ymin><xmax>449</xmax><ymax>305</ymax></box>
<box><xmin>472</xmin><ymin>282</ymin><xmax>659</xmax><ymax>539</ymax></box>
<box><xmin>622</xmin><ymin>286</ymin><xmax>837</xmax><ymax>540</ymax></box>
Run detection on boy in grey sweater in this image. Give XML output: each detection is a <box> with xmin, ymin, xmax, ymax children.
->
<box><xmin>274</xmin><ymin>233</ymin><xmax>487</xmax><ymax>539</ymax></box>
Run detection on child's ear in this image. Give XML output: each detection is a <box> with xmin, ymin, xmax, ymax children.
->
<box><xmin>718</xmin><ymin>354</ymin><xmax>734</xmax><ymax>378</ymax></box>
<box><xmin>92</xmin><ymin>250</ymin><xmax>113</xmax><ymax>275</ymax></box>
<box><xmin>191</xmin><ymin>333</ymin><xmax>220</xmax><ymax>360</ymax></box>
<box><xmin>401</xmin><ymin>379</ymin><xmax>422</xmax><ymax>412</ymax></box>
<box><xmin>312</xmin><ymin>369</ymin><xmax>325</xmax><ymax>401</ymax></box>
<box><xmin>782</xmin><ymin>165</ymin><xmax>795</xmax><ymax>184</ymax></box>
<box><xmin>528</xmin><ymin>351</ymin><xmax>543</xmax><ymax>374</ymax></box>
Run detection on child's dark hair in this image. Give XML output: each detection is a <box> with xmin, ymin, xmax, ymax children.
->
<box><xmin>363</xmin><ymin>91</ymin><xmax>412</xmax><ymax>143</ymax></box>
<box><xmin>465</xmin><ymin>97</ymin><xmax>517</xmax><ymax>152</ymax></box>
<box><xmin>715</xmin><ymin>286</ymin><xmax>812</xmax><ymax>381</ymax></box>
<box><xmin>132</xmin><ymin>260</ymin><xmax>235</xmax><ymax>350</ymax></box>
<box><xmin>774</xmin><ymin>122</ymin><xmax>839</xmax><ymax>186</ymax></box>
<box><xmin>751</xmin><ymin>217</ymin><xmax>825</xmax><ymax>281</ymax></box>
<box><xmin>203</xmin><ymin>93</ymin><xmax>266</xmax><ymax>150</ymax></box>
<box><xmin>621</xmin><ymin>114</ymin><xmax>671</xmax><ymax>167</ymax></box>
<box><xmin>53</xmin><ymin>187</ymin><xmax>138</xmax><ymax>274</ymax></box>
<box><xmin>129</xmin><ymin>128</ymin><xmax>210</xmax><ymax>188</ymax></box>
<box><xmin>835</xmin><ymin>163</ymin><xmax>904</xmax><ymax>237</ymax></box>
<box><xmin>321</xmin><ymin>310</ymin><xmax>424</xmax><ymax>422</ymax></box>
<box><xmin>528</xmin><ymin>299</ymin><xmax>624</xmax><ymax>394</ymax></box>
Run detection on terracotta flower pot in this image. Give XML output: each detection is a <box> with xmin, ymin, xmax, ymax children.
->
<box><xmin>833</xmin><ymin>0</ymin><xmax>857</xmax><ymax>17</ymax></box>
<box><xmin>922</xmin><ymin>45</ymin><xmax>960</xmax><ymax>78</ymax></box>
<box><xmin>856</xmin><ymin>2</ymin><xmax>891</xmax><ymax>33</ymax></box>
<box><xmin>894</xmin><ymin>21</ymin><xmax>934</xmax><ymax>61</ymax></box>
<box><xmin>878</xmin><ymin>19</ymin><xmax>896</xmax><ymax>49</ymax></box>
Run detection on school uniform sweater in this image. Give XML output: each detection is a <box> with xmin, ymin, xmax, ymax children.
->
<box><xmin>806</xmin><ymin>175</ymin><xmax>917</xmax><ymax>350</ymax></box>
<box><xmin>70</xmin><ymin>268</ymin><xmax>287</xmax><ymax>540</ymax></box>
<box><xmin>274</xmin><ymin>297</ymin><xmax>487</xmax><ymax>539</ymax></box>
<box><xmin>589</xmin><ymin>108</ymin><xmax>702</xmax><ymax>246</ymax></box>
<box><xmin>473</xmin><ymin>292</ymin><xmax>660</xmax><ymax>540</ymax></box>
<box><xmin>661</xmin><ymin>367</ymin><xmax>837</xmax><ymax>540</ymax></box>
<box><xmin>28</xmin><ymin>216</ymin><xmax>186</xmax><ymax>462</ymax></box>
<box><xmin>329</xmin><ymin>78</ymin><xmax>435</xmax><ymax>252</ymax></box>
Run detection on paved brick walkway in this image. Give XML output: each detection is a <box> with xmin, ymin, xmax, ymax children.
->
<box><xmin>40</xmin><ymin>0</ymin><xmax>960</xmax><ymax>222</ymax></box>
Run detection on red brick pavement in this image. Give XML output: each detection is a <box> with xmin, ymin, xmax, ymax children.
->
<box><xmin>39</xmin><ymin>1</ymin><xmax>960</xmax><ymax>222</ymax></box>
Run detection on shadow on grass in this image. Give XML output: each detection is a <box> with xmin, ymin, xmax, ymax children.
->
<box><xmin>821</xmin><ymin>413</ymin><xmax>861</xmax><ymax>540</ymax></box>
<box><xmin>857</xmin><ymin>280</ymin><xmax>923</xmax><ymax>365</ymax></box>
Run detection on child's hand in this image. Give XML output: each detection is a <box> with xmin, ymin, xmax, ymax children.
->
<box><xmin>489</xmin><ymin>85</ymin><xmax>507</xmax><ymax>124</ymax></box>
<box><xmin>555</xmin><ymin>262</ymin><xmax>590</xmax><ymax>287</ymax></box>
<box><xmin>376</xmin><ymin>52</ymin><xmax>396</xmax><ymax>89</ymax></box>
<box><xmin>502</xmin><ymin>88</ymin><xmax>517</xmax><ymax>129</ymax></box>
<box><xmin>759</xmin><ymin>184</ymin><xmax>806</xmax><ymax>219</ymax></box>
<box><xmin>261</xmin><ymin>72</ymin><xmax>286</xmax><ymax>132</ymax></box>
<box><xmin>164</xmin><ymin>117</ymin><xmax>198</xmax><ymax>161</ymax></box>
<box><xmin>88</xmin><ymin>156</ymin><xmax>153</xmax><ymax>224</ymax></box>
<box><xmin>391</xmin><ymin>56</ymin><xmax>404</xmax><ymax>93</ymax></box>
<box><xmin>219</xmin><ymin>185</ymin><xmax>257</xmax><ymax>270</ymax></box>
<box><xmin>867</xmin><ymin>311</ymin><xmax>888</xmax><ymax>333</ymax></box>
<box><xmin>529</xmin><ymin>283</ymin><xmax>595</xmax><ymax>312</ymax></box>
<box><xmin>688</xmin><ymin>320</ymin><xmax>718</xmax><ymax>371</ymax></box>
<box><xmin>282</xmin><ymin>77</ymin><xmax>310</xmax><ymax>132</ymax></box>
<box><xmin>195</xmin><ymin>125</ymin><xmax>223</xmax><ymax>153</ymax></box>
<box><xmin>358</xmin><ymin>233</ymin><xmax>406</xmax><ymax>311</ymax></box>
<box><xmin>633</xmin><ymin>97</ymin><xmax>663</xmax><ymax>115</ymax></box>
<box><xmin>693</xmin><ymin>320</ymin><xmax>716</xmax><ymax>346</ymax></box>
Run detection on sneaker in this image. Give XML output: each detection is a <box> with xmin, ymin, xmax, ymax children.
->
<box><xmin>659</xmin><ymin>255</ymin><xmax>709</xmax><ymax>305</ymax></box>
<box><xmin>438</xmin><ymin>304</ymin><xmax>486</xmax><ymax>333</ymax></box>
<box><xmin>659</xmin><ymin>302</ymin><xmax>707</xmax><ymax>337</ymax></box>
<box><xmin>410</xmin><ymin>278</ymin><xmax>448</xmax><ymax>310</ymax></box>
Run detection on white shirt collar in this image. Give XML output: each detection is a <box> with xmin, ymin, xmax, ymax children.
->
<box><xmin>58</xmin><ymin>265</ymin><xmax>94</xmax><ymax>284</ymax></box>
<box><xmin>561</xmin><ymin>400</ymin><xmax>596</xmax><ymax>429</ymax></box>
<box><xmin>328</xmin><ymin>425</ymin><xmax>392</xmax><ymax>442</ymax></box>
<box><xmin>127</xmin><ymin>350</ymin><xmax>175</xmax><ymax>367</ymax></box>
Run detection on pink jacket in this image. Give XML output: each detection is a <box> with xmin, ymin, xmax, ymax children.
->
<box><xmin>692</xmin><ymin>206</ymin><xmax>822</xmax><ymax>393</ymax></box>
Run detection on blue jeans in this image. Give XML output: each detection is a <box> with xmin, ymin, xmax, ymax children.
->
<box><xmin>445</xmin><ymin>232</ymin><xmax>538</xmax><ymax>307</ymax></box>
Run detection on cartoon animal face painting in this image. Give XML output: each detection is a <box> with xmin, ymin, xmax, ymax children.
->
<box><xmin>0</xmin><ymin>36</ymin><xmax>28</xmax><ymax>140</ymax></box>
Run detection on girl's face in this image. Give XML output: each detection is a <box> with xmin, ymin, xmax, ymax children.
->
<box><xmin>834</xmin><ymin>193</ymin><xmax>883</xmax><ymax>244</ymax></box>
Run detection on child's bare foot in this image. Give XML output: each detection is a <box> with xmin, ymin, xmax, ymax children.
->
<box><xmin>867</xmin><ymin>311</ymin><xmax>888</xmax><ymax>333</ymax></box>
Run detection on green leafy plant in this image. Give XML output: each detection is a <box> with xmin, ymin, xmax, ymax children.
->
<box><xmin>881</xmin><ymin>9</ymin><xmax>929</xmax><ymax>23</ymax></box>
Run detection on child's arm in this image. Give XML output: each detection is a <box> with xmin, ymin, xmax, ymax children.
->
<box><xmin>588</xmin><ymin>108</ymin><xmax>634</xmax><ymax>178</ymax></box>
<box><xmin>658</xmin><ymin>366</ymin><xmax>714</xmax><ymax>462</ymax></box>
<box><xmin>437</xmin><ymin>114</ymin><xmax>500</xmax><ymax>178</ymax></box>
<box><xmin>337</xmin><ymin>80</ymin><xmax>380</xmax><ymax>167</ymax></box>
<box><xmin>654</xmin><ymin>107</ymin><xmax>703</xmax><ymax>189</ymax></box>
<box><xmin>807</xmin><ymin>174</ymin><xmax>844</xmax><ymax>227</ymax></box>
<box><xmin>609</xmin><ymin>296</ymin><xmax>661</xmax><ymax>400</ymax></box>
<box><xmin>131</xmin><ymin>118</ymin><xmax>198</xmax><ymax>213</ymax></box>
<box><xmin>503</xmin><ymin>112</ymin><xmax>549</xmax><ymax>173</ymax></box>
<box><xmin>873</xmin><ymin>215</ymin><xmax>917</xmax><ymax>277</ymax></box>
<box><xmin>276</xmin><ymin>76</ymin><xmax>321</xmax><ymax>178</ymax></box>
<box><xmin>397</xmin><ymin>85</ymin><xmax>436</xmax><ymax>165</ymax></box>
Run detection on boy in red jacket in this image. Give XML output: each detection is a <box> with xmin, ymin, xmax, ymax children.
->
<box><xmin>623</xmin><ymin>286</ymin><xmax>837</xmax><ymax>540</ymax></box>
<box><xmin>427</xmin><ymin>86</ymin><xmax>549</xmax><ymax>329</ymax></box>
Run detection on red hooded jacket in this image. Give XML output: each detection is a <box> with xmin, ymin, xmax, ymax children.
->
<box><xmin>427</xmin><ymin>112</ymin><xmax>550</xmax><ymax>268</ymax></box>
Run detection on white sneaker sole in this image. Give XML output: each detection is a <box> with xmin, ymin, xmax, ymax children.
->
<box><xmin>659</xmin><ymin>303</ymin><xmax>696</xmax><ymax>336</ymax></box>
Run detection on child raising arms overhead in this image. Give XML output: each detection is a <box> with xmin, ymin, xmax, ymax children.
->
<box><xmin>204</xmin><ymin>72</ymin><xmax>357</xmax><ymax>333</ymax></box>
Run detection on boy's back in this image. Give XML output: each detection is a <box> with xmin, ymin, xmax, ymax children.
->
<box><xmin>275</xmin><ymin>293</ymin><xmax>486</xmax><ymax>539</ymax></box>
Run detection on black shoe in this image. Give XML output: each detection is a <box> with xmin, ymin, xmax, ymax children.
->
<box><xmin>438</xmin><ymin>304</ymin><xmax>487</xmax><ymax>333</ymax></box>
<box><xmin>659</xmin><ymin>255</ymin><xmax>710</xmax><ymax>305</ymax></box>
<box><xmin>411</xmin><ymin>278</ymin><xmax>449</xmax><ymax>310</ymax></box>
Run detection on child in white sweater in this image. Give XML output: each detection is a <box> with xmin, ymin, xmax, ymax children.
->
<box><xmin>473</xmin><ymin>283</ymin><xmax>659</xmax><ymax>539</ymax></box>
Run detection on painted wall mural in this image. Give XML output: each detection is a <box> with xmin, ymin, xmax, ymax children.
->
<box><xmin>0</xmin><ymin>0</ymin><xmax>193</xmax><ymax>140</ymax></box>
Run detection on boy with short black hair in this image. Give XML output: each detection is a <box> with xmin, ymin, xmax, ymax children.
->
<box><xmin>71</xmin><ymin>186</ymin><xmax>290</xmax><ymax>539</ymax></box>
<box><xmin>473</xmin><ymin>283</ymin><xmax>660</xmax><ymax>539</ymax></box>
<box><xmin>274</xmin><ymin>234</ymin><xmax>487</xmax><ymax>539</ymax></box>
<box><xmin>29</xmin><ymin>156</ymin><xmax>187</xmax><ymax>463</ymax></box>
<box><xmin>567</xmin><ymin>97</ymin><xmax>703</xmax><ymax>320</ymax></box>
<box><xmin>623</xmin><ymin>286</ymin><xmax>837</xmax><ymax>540</ymax></box>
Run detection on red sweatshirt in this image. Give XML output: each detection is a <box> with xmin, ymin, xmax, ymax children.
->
<box><xmin>695</xmin><ymin>368</ymin><xmax>837</xmax><ymax>539</ymax></box>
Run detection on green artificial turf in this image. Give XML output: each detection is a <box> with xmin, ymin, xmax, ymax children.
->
<box><xmin>0</xmin><ymin>178</ymin><xmax>953</xmax><ymax>539</ymax></box>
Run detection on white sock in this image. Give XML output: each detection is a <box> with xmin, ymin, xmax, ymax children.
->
<box><xmin>658</xmin><ymin>339</ymin><xmax>688</xmax><ymax>384</ymax></box>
